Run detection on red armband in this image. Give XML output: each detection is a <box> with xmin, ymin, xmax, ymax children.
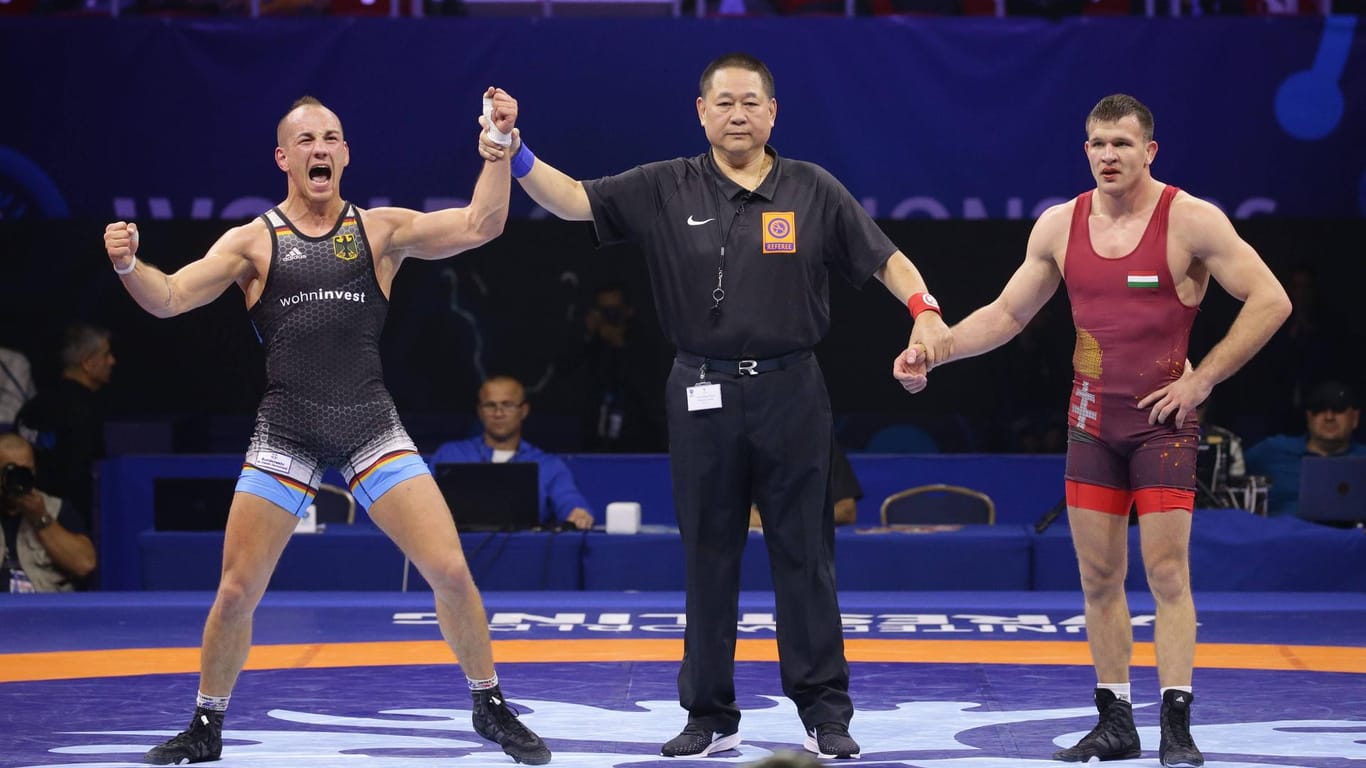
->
<box><xmin>907</xmin><ymin>292</ymin><xmax>942</xmax><ymax>319</ymax></box>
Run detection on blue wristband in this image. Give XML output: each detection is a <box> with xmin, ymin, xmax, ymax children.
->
<box><xmin>511</xmin><ymin>142</ymin><xmax>536</xmax><ymax>179</ymax></box>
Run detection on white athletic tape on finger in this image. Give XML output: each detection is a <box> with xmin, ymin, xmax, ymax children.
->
<box><xmin>483</xmin><ymin>96</ymin><xmax>512</xmax><ymax>147</ymax></box>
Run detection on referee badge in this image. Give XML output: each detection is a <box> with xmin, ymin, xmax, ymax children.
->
<box><xmin>333</xmin><ymin>232</ymin><xmax>359</xmax><ymax>261</ymax></box>
<box><xmin>761</xmin><ymin>211</ymin><xmax>796</xmax><ymax>254</ymax></box>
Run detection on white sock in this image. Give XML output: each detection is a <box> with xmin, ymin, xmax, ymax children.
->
<box><xmin>467</xmin><ymin>673</ymin><xmax>499</xmax><ymax>691</ymax></box>
<box><xmin>1098</xmin><ymin>682</ymin><xmax>1131</xmax><ymax>703</ymax></box>
<box><xmin>196</xmin><ymin>690</ymin><xmax>230</xmax><ymax>712</ymax></box>
<box><xmin>1161</xmin><ymin>685</ymin><xmax>1193</xmax><ymax>698</ymax></box>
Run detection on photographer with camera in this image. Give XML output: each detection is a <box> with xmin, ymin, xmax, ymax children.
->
<box><xmin>0</xmin><ymin>433</ymin><xmax>95</xmax><ymax>592</ymax></box>
<box><xmin>572</xmin><ymin>282</ymin><xmax>666</xmax><ymax>453</ymax></box>
<box><xmin>14</xmin><ymin>323</ymin><xmax>116</xmax><ymax>528</ymax></box>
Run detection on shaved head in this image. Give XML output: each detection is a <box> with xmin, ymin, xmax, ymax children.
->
<box><xmin>0</xmin><ymin>433</ymin><xmax>34</xmax><ymax>465</ymax></box>
<box><xmin>277</xmin><ymin>96</ymin><xmax>343</xmax><ymax>147</ymax></box>
<box><xmin>478</xmin><ymin>375</ymin><xmax>526</xmax><ymax>404</ymax></box>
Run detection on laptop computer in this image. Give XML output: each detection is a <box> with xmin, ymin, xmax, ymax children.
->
<box><xmin>1298</xmin><ymin>456</ymin><xmax>1366</xmax><ymax>524</ymax></box>
<box><xmin>433</xmin><ymin>462</ymin><xmax>542</xmax><ymax>532</ymax></box>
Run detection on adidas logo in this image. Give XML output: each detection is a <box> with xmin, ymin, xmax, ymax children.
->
<box><xmin>282</xmin><ymin>247</ymin><xmax>306</xmax><ymax>262</ymax></box>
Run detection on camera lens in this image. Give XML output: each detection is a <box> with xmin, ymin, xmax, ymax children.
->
<box><xmin>1</xmin><ymin>463</ymin><xmax>35</xmax><ymax>497</ymax></box>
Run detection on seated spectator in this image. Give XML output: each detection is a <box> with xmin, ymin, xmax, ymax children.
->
<box><xmin>0</xmin><ymin>346</ymin><xmax>36</xmax><ymax>433</ymax></box>
<box><xmin>750</xmin><ymin>440</ymin><xmax>863</xmax><ymax>528</ymax></box>
<box><xmin>0</xmin><ymin>433</ymin><xmax>96</xmax><ymax>592</ymax></box>
<box><xmin>15</xmin><ymin>323</ymin><xmax>117</xmax><ymax>527</ymax></box>
<box><xmin>430</xmin><ymin>375</ymin><xmax>595</xmax><ymax>530</ymax></box>
<box><xmin>1245</xmin><ymin>379</ymin><xmax>1366</xmax><ymax>518</ymax></box>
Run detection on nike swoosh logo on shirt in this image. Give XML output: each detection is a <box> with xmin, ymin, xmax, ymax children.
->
<box><xmin>687</xmin><ymin>216</ymin><xmax>716</xmax><ymax>226</ymax></box>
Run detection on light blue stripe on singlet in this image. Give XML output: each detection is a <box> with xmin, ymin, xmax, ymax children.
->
<box><xmin>236</xmin><ymin>466</ymin><xmax>315</xmax><ymax>518</ymax></box>
<box><xmin>349</xmin><ymin>453</ymin><xmax>429</xmax><ymax>509</ymax></box>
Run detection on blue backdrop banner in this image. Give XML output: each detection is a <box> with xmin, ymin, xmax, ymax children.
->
<box><xmin>1</xmin><ymin>15</ymin><xmax>1362</xmax><ymax>220</ymax></box>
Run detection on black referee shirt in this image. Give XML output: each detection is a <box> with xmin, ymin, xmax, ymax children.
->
<box><xmin>584</xmin><ymin>147</ymin><xmax>896</xmax><ymax>360</ymax></box>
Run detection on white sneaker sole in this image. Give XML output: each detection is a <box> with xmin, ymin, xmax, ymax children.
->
<box><xmin>701</xmin><ymin>731</ymin><xmax>741</xmax><ymax>756</ymax></box>
<box><xmin>804</xmin><ymin>732</ymin><xmax>861</xmax><ymax>759</ymax></box>
<box><xmin>661</xmin><ymin>730</ymin><xmax>741</xmax><ymax>757</ymax></box>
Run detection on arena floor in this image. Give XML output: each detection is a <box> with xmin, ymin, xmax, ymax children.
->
<box><xmin>3</xmin><ymin>591</ymin><xmax>1364</xmax><ymax>767</ymax></box>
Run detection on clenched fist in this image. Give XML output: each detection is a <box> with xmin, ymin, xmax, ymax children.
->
<box><xmin>105</xmin><ymin>221</ymin><xmax>139</xmax><ymax>273</ymax></box>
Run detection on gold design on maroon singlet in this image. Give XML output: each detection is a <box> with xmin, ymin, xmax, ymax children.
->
<box><xmin>1073</xmin><ymin>328</ymin><xmax>1103</xmax><ymax>379</ymax></box>
<box><xmin>1150</xmin><ymin>344</ymin><xmax>1186</xmax><ymax>380</ymax></box>
<box><xmin>1162</xmin><ymin>434</ymin><xmax>1196</xmax><ymax>470</ymax></box>
<box><xmin>1136</xmin><ymin>348</ymin><xmax>1187</xmax><ymax>393</ymax></box>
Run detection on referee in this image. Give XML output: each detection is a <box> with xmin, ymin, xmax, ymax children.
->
<box><xmin>480</xmin><ymin>53</ymin><xmax>952</xmax><ymax>759</ymax></box>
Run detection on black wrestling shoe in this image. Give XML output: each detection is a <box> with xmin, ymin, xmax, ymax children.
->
<box><xmin>472</xmin><ymin>686</ymin><xmax>551</xmax><ymax>765</ymax></box>
<box><xmin>660</xmin><ymin>723</ymin><xmax>741</xmax><ymax>757</ymax></box>
<box><xmin>143</xmin><ymin>707</ymin><xmax>223</xmax><ymax>765</ymax></box>
<box><xmin>1159</xmin><ymin>690</ymin><xmax>1204</xmax><ymax>768</ymax></box>
<box><xmin>1053</xmin><ymin>688</ymin><xmax>1141</xmax><ymax>762</ymax></box>
<box><xmin>804</xmin><ymin>722</ymin><xmax>861</xmax><ymax>759</ymax></box>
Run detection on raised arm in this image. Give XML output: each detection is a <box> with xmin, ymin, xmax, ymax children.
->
<box><xmin>372</xmin><ymin>89</ymin><xmax>518</xmax><ymax>270</ymax></box>
<box><xmin>510</xmin><ymin>135</ymin><xmax>593</xmax><ymax>222</ymax></box>
<box><xmin>475</xmin><ymin>88</ymin><xmax>593</xmax><ymax>221</ymax></box>
<box><xmin>105</xmin><ymin>221</ymin><xmax>259</xmax><ymax>319</ymax></box>
<box><xmin>1138</xmin><ymin>195</ymin><xmax>1292</xmax><ymax>425</ymax></box>
<box><xmin>371</xmin><ymin>159</ymin><xmax>509</xmax><ymax>266</ymax></box>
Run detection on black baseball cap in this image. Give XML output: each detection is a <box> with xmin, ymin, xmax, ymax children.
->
<box><xmin>1306</xmin><ymin>380</ymin><xmax>1357</xmax><ymax>413</ymax></box>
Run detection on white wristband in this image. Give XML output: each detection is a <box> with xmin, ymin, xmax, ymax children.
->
<box><xmin>483</xmin><ymin>96</ymin><xmax>513</xmax><ymax>147</ymax></box>
<box><xmin>113</xmin><ymin>255</ymin><xmax>137</xmax><ymax>275</ymax></box>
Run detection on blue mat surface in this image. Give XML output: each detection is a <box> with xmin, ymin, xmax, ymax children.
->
<box><xmin>3</xmin><ymin>591</ymin><xmax>1363</xmax><ymax>767</ymax></box>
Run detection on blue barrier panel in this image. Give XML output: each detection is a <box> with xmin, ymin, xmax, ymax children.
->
<box><xmin>564</xmin><ymin>453</ymin><xmax>1067</xmax><ymax>527</ymax></box>
<box><xmin>99</xmin><ymin>455</ymin><xmax>245</xmax><ymax>591</ymax></box>
<box><xmin>103</xmin><ymin>453</ymin><xmax>1062</xmax><ymax>587</ymax></box>
<box><xmin>106</xmin><ymin>455</ymin><xmax>1366</xmax><ymax>591</ymax></box>
<box><xmin>582</xmin><ymin>527</ymin><xmax>1034</xmax><ymax>591</ymax></box>
<box><xmin>138</xmin><ymin>529</ymin><xmax>585</xmax><ymax>591</ymax></box>
<box><xmin>1031</xmin><ymin>507</ymin><xmax>1366</xmax><ymax>591</ymax></box>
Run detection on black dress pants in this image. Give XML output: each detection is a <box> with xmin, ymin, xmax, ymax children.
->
<box><xmin>664</xmin><ymin>354</ymin><xmax>852</xmax><ymax>733</ymax></box>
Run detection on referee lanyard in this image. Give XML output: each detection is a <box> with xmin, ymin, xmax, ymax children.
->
<box><xmin>708</xmin><ymin>161</ymin><xmax>758</xmax><ymax>325</ymax></box>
